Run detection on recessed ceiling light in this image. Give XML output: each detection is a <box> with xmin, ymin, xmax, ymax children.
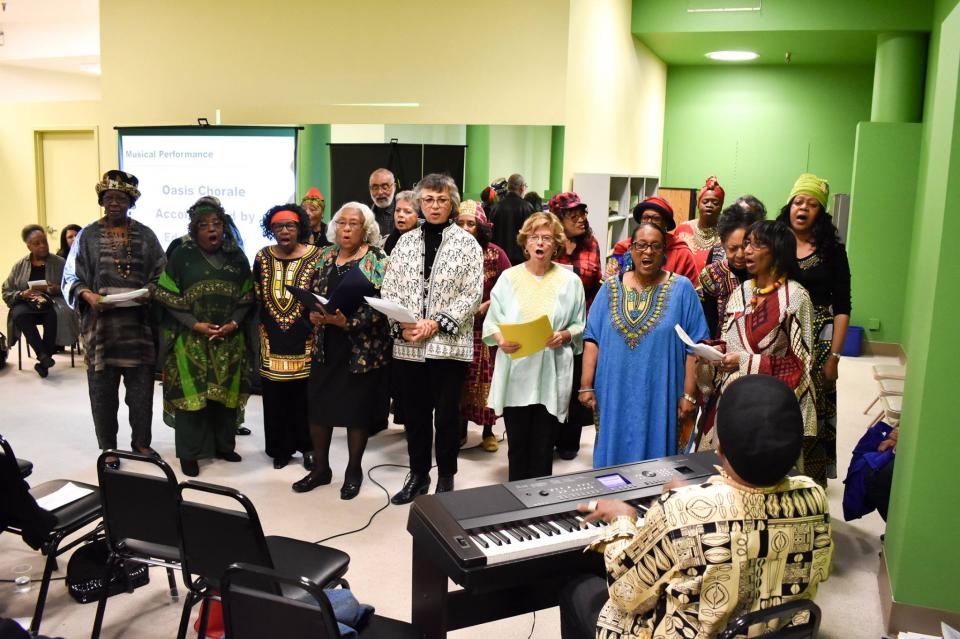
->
<box><xmin>705</xmin><ymin>50</ymin><xmax>759</xmax><ymax>61</ymax></box>
<box><xmin>79</xmin><ymin>63</ymin><xmax>101</xmax><ymax>75</ymax></box>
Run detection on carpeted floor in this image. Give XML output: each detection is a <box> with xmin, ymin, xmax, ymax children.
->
<box><xmin>0</xmin><ymin>348</ymin><xmax>892</xmax><ymax>638</ymax></box>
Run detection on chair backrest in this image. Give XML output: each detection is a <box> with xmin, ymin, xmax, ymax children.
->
<box><xmin>221</xmin><ymin>563</ymin><xmax>341</xmax><ymax>639</ymax></box>
<box><xmin>717</xmin><ymin>599</ymin><xmax>821</xmax><ymax>639</ymax></box>
<box><xmin>0</xmin><ymin>434</ymin><xmax>19</xmax><ymax>473</ymax></box>
<box><xmin>97</xmin><ymin>450</ymin><xmax>180</xmax><ymax>556</ymax></box>
<box><xmin>176</xmin><ymin>481</ymin><xmax>274</xmax><ymax>590</ymax></box>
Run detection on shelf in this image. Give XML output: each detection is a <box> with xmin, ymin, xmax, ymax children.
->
<box><xmin>608</xmin><ymin>215</ymin><xmax>629</xmax><ymax>225</ymax></box>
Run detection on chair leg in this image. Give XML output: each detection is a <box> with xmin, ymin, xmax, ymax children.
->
<box><xmin>166</xmin><ymin>568</ymin><xmax>180</xmax><ymax>601</ymax></box>
<box><xmin>29</xmin><ymin>540</ymin><xmax>60</xmax><ymax>635</ymax></box>
<box><xmin>863</xmin><ymin>395</ymin><xmax>880</xmax><ymax>415</ymax></box>
<box><xmin>176</xmin><ymin>590</ymin><xmax>201</xmax><ymax>639</ymax></box>
<box><xmin>71</xmin><ymin>341</ymin><xmax>76</xmax><ymax>368</ymax></box>
<box><xmin>18</xmin><ymin>339</ymin><xmax>22</xmax><ymax>371</ymax></box>
<box><xmin>197</xmin><ymin>594</ymin><xmax>212</xmax><ymax>639</ymax></box>
<box><xmin>91</xmin><ymin>554</ymin><xmax>120</xmax><ymax>639</ymax></box>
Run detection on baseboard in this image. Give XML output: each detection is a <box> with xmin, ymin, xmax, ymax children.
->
<box><xmin>878</xmin><ymin>551</ymin><xmax>960</xmax><ymax>637</ymax></box>
<box><xmin>863</xmin><ymin>340</ymin><xmax>906</xmax><ymax>362</ymax></box>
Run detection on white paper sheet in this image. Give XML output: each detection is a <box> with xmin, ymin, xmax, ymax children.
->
<box><xmin>35</xmin><ymin>482</ymin><xmax>94</xmax><ymax>511</ymax></box>
<box><xmin>99</xmin><ymin>288</ymin><xmax>150</xmax><ymax>308</ymax></box>
<box><xmin>314</xmin><ymin>293</ymin><xmax>329</xmax><ymax>305</ymax></box>
<box><xmin>27</xmin><ymin>279</ymin><xmax>48</xmax><ymax>290</ymax></box>
<box><xmin>674</xmin><ymin>324</ymin><xmax>724</xmax><ymax>362</ymax></box>
<box><xmin>364</xmin><ymin>297</ymin><xmax>417</xmax><ymax>323</ymax></box>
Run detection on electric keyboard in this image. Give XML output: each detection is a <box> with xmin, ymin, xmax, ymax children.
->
<box><xmin>406</xmin><ymin>451</ymin><xmax>720</xmax><ymax>638</ymax></box>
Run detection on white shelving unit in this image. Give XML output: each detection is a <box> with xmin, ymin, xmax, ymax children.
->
<box><xmin>572</xmin><ymin>173</ymin><xmax>660</xmax><ymax>253</ymax></box>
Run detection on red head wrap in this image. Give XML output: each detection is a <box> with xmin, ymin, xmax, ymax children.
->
<box><xmin>698</xmin><ymin>176</ymin><xmax>725</xmax><ymax>206</ymax></box>
<box><xmin>269</xmin><ymin>209</ymin><xmax>300</xmax><ymax>226</ymax></box>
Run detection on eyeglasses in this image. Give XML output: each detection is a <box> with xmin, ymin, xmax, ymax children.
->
<box><xmin>630</xmin><ymin>241</ymin><xmax>664</xmax><ymax>253</ymax></box>
<box><xmin>742</xmin><ymin>239</ymin><xmax>767</xmax><ymax>250</ymax></box>
<box><xmin>370</xmin><ymin>183</ymin><xmax>394</xmax><ymax>192</ymax></box>
<box><xmin>638</xmin><ymin>214</ymin><xmax>662</xmax><ymax>225</ymax></box>
<box><xmin>420</xmin><ymin>196</ymin><xmax>451</xmax><ymax>208</ymax></box>
<box><xmin>334</xmin><ymin>220</ymin><xmax>363</xmax><ymax>228</ymax></box>
<box><xmin>198</xmin><ymin>220</ymin><xmax>224</xmax><ymax>230</ymax></box>
<box><xmin>270</xmin><ymin>222</ymin><xmax>299</xmax><ymax>232</ymax></box>
<box><xmin>528</xmin><ymin>234</ymin><xmax>555</xmax><ymax>244</ymax></box>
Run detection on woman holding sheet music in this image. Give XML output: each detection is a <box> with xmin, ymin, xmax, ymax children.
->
<box><xmin>580</xmin><ymin>223</ymin><xmax>707</xmax><ymax>468</ymax></box>
<box><xmin>253</xmin><ymin>204</ymin><xmax>319</xmax><ymax>471</ymax></box>
<box><xmin>697</xmin><ymin>220</ymin><xmax>817</xmax><ymax>476</ymax></box>
<box><xmin>292</xmin><ymin>203</ymin><xmax>390</xmax><ymax>500</ymax></box>
<box><xmin>483</xmin><ymin>212</ymin><xmax>585</xmax><ymax>481</ymax></box>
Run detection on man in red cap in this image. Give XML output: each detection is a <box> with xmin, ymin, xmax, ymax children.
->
<box><xmin>605</xmin><ymin>196</ymin><xmax>698</xmax><ymax>286</ymax></box>
<box><xmin>674</xmin><ymin>176</ymin><xmax>725</xmax><ymax>274</ymax></box>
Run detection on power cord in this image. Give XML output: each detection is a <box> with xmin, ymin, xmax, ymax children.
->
<box><xmin>527</xmin><ymin>611</ymin><xmax>536</xmax><ymax>638</ymax></box>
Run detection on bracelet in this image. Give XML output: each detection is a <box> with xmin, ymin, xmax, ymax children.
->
<box><xmin>829</xmin><ymin>352</ymin><xmax>842</xmax><ymax>360</ymax></box>
<box><xmin>681</xmin><ymin>393</ymin><xmax>698</xmax><ymax>405</ymax></box>
<box><xmin>578</xmin><ymin>388</ymin><xmax>595</xmax><ymax>394</ymax></box>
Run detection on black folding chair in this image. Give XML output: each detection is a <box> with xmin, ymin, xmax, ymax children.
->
<box><xmin>175</xmin><ymin>481</ymin><xmax>351</xmax><ymax>639</ymax></box>
<box><xmin>221</xmin><ymin>563</ymin><xmax>422</xmax><ymax>639</ymax></box>
<box><xmin>90</xmin><ymin>450</ymin><xmax>183</xmax><ymax>639</ymax></box>
<box><xmin>718</xmin><ymin>599</ymin><xmax>822</xmax><ymax>639</ymax></box>
<box><xmin>0</xmin><ymin>434</ymin><xmax>103</xmax><ymax>636</ymax></box>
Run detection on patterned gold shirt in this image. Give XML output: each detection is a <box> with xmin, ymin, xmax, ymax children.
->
<box><xmin>589</xmin><ymin>472</ymin><xmax>832</xmax><ymax>639</ymax></box>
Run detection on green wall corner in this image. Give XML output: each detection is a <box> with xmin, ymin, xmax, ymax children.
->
<box><xmin>846</xmin><ymin>122</ymin><xmax>922</xmax><ymax>344</ymax></box>
<box><xmin>298</xmin><ymin>124</ymin><xmax>332</xmax><ymax>219</ymax></box>
<box><xmin>465</xmin><ymin>125</ymin><xmax>491</xmax><ymax>200</ymax></box>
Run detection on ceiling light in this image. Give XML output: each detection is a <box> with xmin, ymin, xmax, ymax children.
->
<box><xmin>705</xmin><ymin>51</ymin><xmax>758</xmax><ymax>61</ymax></box>
<box><xmin>80</xmin><ymin>63</ymin><xmax>101</xmax><ymax>75</ymax></box>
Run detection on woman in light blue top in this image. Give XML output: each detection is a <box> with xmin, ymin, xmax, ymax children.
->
<box><xmin>484</xmin><ymin>212</ymin><xmax>585</xmax><ymax>481</ymax></box>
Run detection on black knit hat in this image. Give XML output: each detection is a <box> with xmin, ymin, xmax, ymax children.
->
<box><xmin>717</xmin><ymin>375</ymin><xmax>803</xmax><ymax>486</ymax></box>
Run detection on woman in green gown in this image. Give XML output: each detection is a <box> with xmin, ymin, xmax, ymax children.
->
<box><xmin>157</xmin><ymin>196</ymin><xmax>254</xmax><ymax>477</ymax></box>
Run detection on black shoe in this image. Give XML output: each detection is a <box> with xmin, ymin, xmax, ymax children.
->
<box><xmin>292</xmin><ymin>468</ymin><xmax>332</xmax><ymax>493</ymax></box>
<box><xmin>42</xmin><ymin>355</ymin><xmax>55</xmax><ymax>368</ymax></box>
<box><xmin>558</xmin><ymin>449</ymin><xmax>578</xmax><ymax>461</ymax></box>
<box><xmin>236</xmin><ymin>426</ymin><xmax>252</xmax><ymax>436</ymax></box>
<box><xmin>391</xmin><ymin>473</ymin><xmax>430</xmax><ymax>505</ymax></box>
<box><xmin>273</xmin><ymin>456</ymin><xmax>290</xmax><ymax>469</ymax></box>
<box><xmin>181</xmin><ymin>459</ymin><xmax>199</xmax><ymax>477</ymax></box>
<box><xmin>303</xmin><ymin>451</ymin><xmax>315</xmax><ymax>471</ymax></box>
<box><xmin>340</xmin><ymin>476</ymin><xmax>363</xmax><ymax>500</ymax></box>
<box><xmin>436</xmin><ymin>476</ymin><xmax>455</xmax><ymax>493</ymax></box>
<box><xmin>216</xmin><ymin>451</ymin><xmax>242</xmax><ymax>462</ymax></box>
<box><xmin>34</xmin><ymin>362</ymin><xmax>49</xmax><ymax>378</ymax></box>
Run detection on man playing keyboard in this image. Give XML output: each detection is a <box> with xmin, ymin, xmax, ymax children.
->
<box><xmin>560</xmin><ymin>375</ymin><xmax>833</xmax><ymax>639</ymax></box>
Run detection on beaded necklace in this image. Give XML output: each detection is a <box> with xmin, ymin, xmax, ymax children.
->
<box><xmin>690</xmin><ymin>220</ymin><xmax>719</xmax><ymax>250</ymax></box>
<box><xmin>750</xmin><ymin>275</ymin><xmax>785</xmax><ymax>308</ymax></box>
<box><xmin>105</xmin><ymin>221</ymin><xmax>133</xmax><ymax>279</ymax></box>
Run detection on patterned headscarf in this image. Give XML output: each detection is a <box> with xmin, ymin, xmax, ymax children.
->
<box><xmin>698</xmin><ymin>176</ymin><xmax>725</xmax><ymax>206</ymax></box>
<box><xmin>789</xmin><ymin>173</ymin><xmax>830</xmax><ymax>208</ymax></box>
<box><xmin>458</xmin><ymin>200</ymin><xmax>489</xmax><ymax>226</ymax></box>
<box><xmin>95</xmin><ymin>170</ymin><xmax>141</xmax><ymax>205</ymax></box>
<box><xmin>301</xmin><ymin>186</ymin><xmax>325</xmax><ymax>208</ymax></box>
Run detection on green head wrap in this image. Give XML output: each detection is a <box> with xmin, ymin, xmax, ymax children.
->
<box><xmin>789</xmin><ymin>173</ymin><xmax>829</xmax><ymax>208</ymax></box>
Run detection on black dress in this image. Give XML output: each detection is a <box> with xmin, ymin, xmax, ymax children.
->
<box><xmin>307</xmin><ymin>261</ymin><xmax>388</xmax><ymax>429</ymax></box>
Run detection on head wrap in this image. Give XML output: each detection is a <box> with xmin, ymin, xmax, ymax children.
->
<box><xmin>269</xmin><ymin>209</ymin><xmax>300</xmax><ymax>226</ymax></box>
<box><xmin>789</xmin><ymin>173</ymin><xmax>830</xmax><ymax>208</ymax></box>
<box><xmin>717</xmin><ymin>375</ymin><xmax>804</xmax><ymax>486</ymax></box>
<box><xmin>632</xmin><ymin>196</ymin><xmax>676</xmax><ymax>231</ymax></box>
<box><xmin>548</xmin><ymin>192</ymin><xmax>588</xmax><ymax>215</ymax></box>
<box><xmin>301</xmin><ymin>186</ymin><xmax>325</xmax><ymax>207</ymax></box>
<box><xmin>480</xmin><ymin>186</ymin><xmax>499</xmax><ymax>208</ymax></box>
<box><xmin>698</xmin><ymin>176</ymin><xmax>725</xmax><ymax>207</ymax></box>
<box><xmin>458</xmin><ymin>200</ymin><xmax>489</xmax><ymax>225</ymax></box>
<box><xmin>95</xmin><ymin>170</ymin><xmax>141</xmax><ymax>205</ymax></box>
<box><xmin>188</xmin><ymin>196</ymin><xmax>224</xmax><ymax>220</ymax></box>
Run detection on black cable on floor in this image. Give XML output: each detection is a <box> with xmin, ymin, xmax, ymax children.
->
<box><xmin>527</xmin><ymin>611</ymin><xmax>536</xmax><ymax>638</ymax></box>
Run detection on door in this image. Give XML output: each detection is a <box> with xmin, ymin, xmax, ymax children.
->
<box><xmin>35</xmin><ymin>129</ymin><xmax>100</xmax><ymax>250</ymax></box>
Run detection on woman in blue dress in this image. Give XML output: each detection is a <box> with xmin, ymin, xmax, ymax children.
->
<box><xmin>580</xmin><ymin>223</ymin><xmax>708</xmax><ymax>467</ymax></box>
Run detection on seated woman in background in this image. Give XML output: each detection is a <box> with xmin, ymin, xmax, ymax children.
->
<box><xmin>293</xmin><ymin>203</ymin><xmax>390</xmax><ymax>500</ymax></box>
<box><xmin>381</xmin><ymin>190</ymin><xmax>420</xmax><ymax>255</ymax></box>
<box><xmin>605</xmin><ymin>197</ymin><xmax>698</xmax><ymax>286</ymax></box>
<box><xmin>157</xmin><ymin>196</ymin><xmax>254</xmax><ymax>477</ymax></box>
<box><xmin>581</xmin><ymin>223</ymin><xmax>707</xmax><ymax>467</ymax></box>
<box><xmin>456</xmin><ymin>200</ymin><xmax>510</xmax><ymax>452</ymax></box>
<box><xmin>484</xmin><ymin>212</ymin><xmax>585</xmax><ymax>481</ymax></box>
<box><xmin>56</xmin><ymin>224</ymin><xmax>82</xmax><ymax>258</ymax></box>
<box><xmin>699</xmin><ymin>220</ymin><xmax>817</xmax><ymax>475</ymax></box>
<box><xmin>253</xmin><ymin>204</ymin><xmax>319</xmax><ymax>471</ymax></box>
<box><xmin>699</xmin><ymin>203</ymin><xmax>764</xmax><ymax>338</ymax></box>
<box><xmin>2</xmin><ymin>225</ymin><xmax>79</xmax><ymax>377</ymax></box>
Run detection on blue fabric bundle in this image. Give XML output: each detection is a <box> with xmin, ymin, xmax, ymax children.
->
<box><xmin>842</xmin><ymin>420</ymin><xmax>896</xmax><ymax>521</ymax></box>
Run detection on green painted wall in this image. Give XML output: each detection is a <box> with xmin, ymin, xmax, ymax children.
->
<box><xmin>661</xmin><ymin>64</ymin><xmax>873</xmax><ymax>213</ymax></box>
<box><xmin>886</xmin><ymin>0</ymin><xmax>960</xmax><ymax>613</ymax></box>
<box><xmin>298</xmin><ymin>124</ymin><xmax>331</xmax><ymax>219</ymax></box>
<box><xmin>548</xmin><ymin>125</ymin><xmax>565</xmax><ymax>199</ymax></box>
<box><xmin>487</xmin><ymin>125</ymin><xmax>554</xmax><ymax>197</ymax></box>
<box><xmin>465</xmin><ymin>125</ymin><xmax>491</xmax><ymax>200</ymax></box>
<box><xmin>846</xmin><ymin>123</ymin><xmax>922</xmax><ymax>344</ymax></box>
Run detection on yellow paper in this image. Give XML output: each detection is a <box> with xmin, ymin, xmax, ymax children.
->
<box><xmin>499</xmin><ymin>314</ymin><xmax>554</xmax><ymax>360</ymax></box>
